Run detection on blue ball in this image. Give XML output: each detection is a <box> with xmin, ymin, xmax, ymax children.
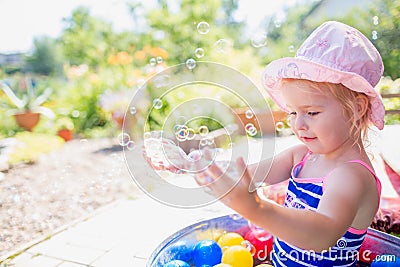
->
<box><xmin>162</xmin><ymin>259</ymin><xmax>190</xmax><ymax>267</ymax></box>
<box><xmin>166</xmin><ymin>240</ymin><xmax>194</xmax><ymax>262</ymax></box>
<box><xmin>192</xmin><ymin>239</ymin><xmax>222</xmax><ymax>267</ymax></box>
<box><xmin>371</xmin><ymin>254</ymin><xmax>399</xmax><ymax>266</ymax></box>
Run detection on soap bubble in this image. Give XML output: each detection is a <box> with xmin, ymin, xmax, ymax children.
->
<box><xmin>197</xmin><ymin>21</ymin><xmax>210</xmax><ymax>34</ymax></box>
<box><xmin>185</xmin><ymin>58</ymin><xmax>196</xmax><ymax>70</ymax></box>
<box><xmin>195</xmin><ymin>48</ymin><xmax>205</xmax><ymax>58</ymax></box>
<box><xmin>118</xmin><ymin>132</ymin><xmax>130</xmax><ymax>146</ymax></box>
<box><xmin>275</xmin><ymin>121</ymin><xmax>285</xmax><ymax>132</ymax></box>
<box><xmin>372</xmin><ymin>30</ymin><xmax>378</xmax><ymax>40</ymax></box>
<box><xmin>129</xmin><ymin>106</ymin><xmax>137</xmax><ymax>115</ymax></box>
<box><xmin>251</xmin><ymin>32</ymin><xmax>267</xmax><ymax>48</ymax></box>
<box><xmin>372</xmin><ymin>16</ymin><xmax>379</xmax><ymax>25</ymax></box>
<box><xmin>214</xmin><ymin>39</ymin><xmax>231</xmax><ymax>53</ymax></box>
<box><xmin>245</xmin><ymin>109</ymin><xmax>253</xmax><ymax>119</ymax></box>
<box><xmin>150</xmin><ymin>57</ymin><xmax>157</xmax><ymax>66</ymax></box>
<box><xmin>198</xmin><ymin>125</ymin><xmax>209</xmax><ymax>136</ymax></box>
<box><xmin>153</xmin><ymin>98</ymin><xmax>163</xmax><ymax>109</ymax></box>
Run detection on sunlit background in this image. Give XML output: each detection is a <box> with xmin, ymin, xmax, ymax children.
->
<box><xmin>0</xmin><ymin>0</ymin><xmax>399</xmax><ymax>261</ymax></box>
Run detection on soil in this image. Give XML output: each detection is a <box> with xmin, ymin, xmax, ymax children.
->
<box><xmin>0</xmin><ymin>138</ymin><xmax>143</xmax><ymax>258</ymax></box>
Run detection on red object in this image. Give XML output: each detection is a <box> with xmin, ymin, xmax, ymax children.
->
<box><xmin>57</xmin><ymin>129</ymin><xmax>73</xmax><ymax>141</ymax></box>
<box><xmin>245</xmin><ymin>229</ymin><xmax>274</xmax><ymax>262</ymax></box>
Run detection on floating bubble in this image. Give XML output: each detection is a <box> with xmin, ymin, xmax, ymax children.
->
<box><xmin>186</xmin><ymin>58</ymin><xmax>197</xmax><ymax>70</ymax></box>
<box><xmin>197</xmin><ymin>21</ymin><xmax>210</xmax><ymax>34</ymax></box>
<box><xmin>288</xmin><ymin>45</ymin><xmax>295</xmax><ymax>53</ymax></box>
<box><xmin>372</xmin><ymin>16</ymin><xmax>379</xmax><ymax>25</ymax></box>
<box><xmin>126</xmin><ymin>140</ymin><xmax>136</xmax><ymax>150</ymax></box>
<box><xmin>245</xmin><ymin>109</ymin><xmax>254</xmax><ymax>119</ymax></box>
<box><xmin>195</xmin><ymin>47</ymin><xmax>205</xmax><ymax>58</ymax></box>
<box><xmin>118</xmin><ymin>132</ymin><xmax>131</xmax><ymax>146</ymax></box>
<box><xmin>186</xmin><ymin>128</ymin><xmax>195</xmax><ymax>140</ymax></box>
<box><xmin>156</xmin><ymin>56</ymin><xmax>163</xmax><ymax>64</ymax></box>
<box><xmin>150</xmin><ymin>57</ymin><xmax>157</xmax><ymax>66</ymax></box>
<box><xmin>251</xmin><ymin>32</ymin><xmax>267</xmax><ymax>48</ymax></box>
<box><xmin>153</xmin><ymin>98</ymin><xmax>163</xmax><ymax>109</ymax></box>
<box><xmin>198</xmin><ymin>125</ymin><xmax>209</xmax><ymax>136</ymax></box>
<box><xmin>275</xmin><ymin>121</ymin><xmax>285</xmax><ymax>132</ymax></box>
<box><xmin>199</xmin><ymin>138</ymin><xmax>208</xmax><ymax>147</ymax></box>
<box><xmin>176</xmin><ymin>128</ymin><xmax>188</xmax><ymax>142</ymax></box>
<box><xmin>245</xmin><ymin>123</ymin><xmax>257</xmax><ymax>137</ymax></box>
<box><xmin>274</xmin><ymin>19</ymin><xmax>282</xmax><ymax>28</ymax></box>
<box><xmin>214</xmin><ymin>39</ymin><xmax>230</xmax><ymax>53</ymax></box>
<box><xmin>72</xmin><ymin>110</ymin><xmax>80</xmax><ymax>118</ymax></box>
<box><xmin>129</xmin><ymin>106</ymin><xmax>137</xmax><ymax>115</ymax></box>
<box><xmin>372</xmin><ymin>30</ymin><xmax>378</xmax><ymax>40</ymax></box>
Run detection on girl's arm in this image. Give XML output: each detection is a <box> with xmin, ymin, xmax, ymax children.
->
<box><xmin>203</xmin><ymin>157</ymin><xmax>378</xmax><ymax>252</ymax></box>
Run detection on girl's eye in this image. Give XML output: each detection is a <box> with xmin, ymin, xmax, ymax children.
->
<box><xmin>289</xmin><ymin>112</ymin><xmax>297</xmax><ymax>116</ymax></box>
<box><xmin>308</xmin><ymin>112</ymin><xmax>320</xmax><ymax>116</ymax></box>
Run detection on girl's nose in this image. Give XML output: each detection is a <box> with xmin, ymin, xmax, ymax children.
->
<box><xmin>292</xmin><ymin>115</ymin><xmax>308</xmax><ymax>131</ymax></box>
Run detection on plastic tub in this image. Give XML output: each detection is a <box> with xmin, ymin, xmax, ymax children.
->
<box><xmin>147</xmin><ymin>214</ymin><xmax>400</xmax><ymax>267</ymax></box>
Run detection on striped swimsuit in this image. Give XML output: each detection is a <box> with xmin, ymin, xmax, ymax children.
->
<box><xmin>272</xmin><ymin>151</ymin><xmax>382</xmax><ymax>267</ymax></box>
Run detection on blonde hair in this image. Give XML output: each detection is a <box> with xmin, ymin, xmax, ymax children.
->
<box><xmin>282</xmin><ymin>79</ymin><xmax>371</xmax><ymax>145</ymax></box>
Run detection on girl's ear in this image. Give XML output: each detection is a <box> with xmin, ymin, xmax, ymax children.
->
<box><xmin>354</xmin><ymin>94</ymin><xmax>369</xmax><ymax>120</ymax></box>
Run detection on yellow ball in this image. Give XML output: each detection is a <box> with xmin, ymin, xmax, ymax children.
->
<box><xmin>214</xmin><ymin>264</ymin><xmax>233</xmax><ymax>267</ymax></box>
<box><xmin>221</xmin><ymin>245</ymin><xmax>253</xmax><ymax>267</ymax></box>
<box><xmin>217</xmin><ymin>232</ymin><xmax>244</xmax><ymax>248</ymax></box>
<box><xmin>255</xmin><ymin>264</ymin><xmax>274</xmax><ymax>267</ymax></box>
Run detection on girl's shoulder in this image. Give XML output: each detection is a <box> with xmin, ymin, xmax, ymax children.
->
<box><xmin>289</xmin><ymin>144</ymin><xmax>310</xmax><ymax>164</ymax></box>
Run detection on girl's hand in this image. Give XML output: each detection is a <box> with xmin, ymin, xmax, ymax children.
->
<box><xmin>142</xmin><ymin>137</ymin><xmax>189</xmax><ymax>173</ymax></box>
<box><xmin>189</xmin><ymin>149</ymin><xmax>260</xmax><ymax>214</ymax></box>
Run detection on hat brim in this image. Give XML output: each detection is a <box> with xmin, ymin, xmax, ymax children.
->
<box><xmin>262</xmin><ymin>57</ymin><xmax>385</xmax><ymax>130</ymax></box>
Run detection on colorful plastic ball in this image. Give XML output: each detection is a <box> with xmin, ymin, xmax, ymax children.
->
<box><xmin>245</xmin><ymin>229</ymin><xmax>273</xmax><ymax>261</ymax></box>
<box><xmin>221</xmin><ymin>245</ymin><xmax>253</xmax><ymax>267</ymax></box>
<box><xmin>214</xmin><ymin>264</ymin><xmax>233</xmax><ymax>267</ymax></box>
<box><xmin>162</xmin><ymin>259</ymin><xmax>190</xmax><ymax>267</ymax></box>
<box><xmin>192</xmin><ymin>239</ymin><xmax>222</xmax><ymax>267</ymax></box>
<box><xmin>217</xmin><ymin>232</ymin><xmax>245</xmax><ymax>248</ymax></box>
<box><xmin>255</xmin><ymin>264</ymin><xmax>274</xmax><ymax>267</ymax></box>
<box><xmin>165</xmin><ymin>240</ymin><xmax>193</xmax><ymax>262</ymax></box>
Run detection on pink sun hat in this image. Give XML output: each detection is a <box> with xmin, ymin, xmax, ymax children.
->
<box><xmin>262</xmin><ymin>21</ymin><xmax>385</xmax><ymax>130</ymax></box>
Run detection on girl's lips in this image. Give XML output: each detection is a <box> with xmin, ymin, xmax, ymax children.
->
<box><xmin>301</xmin><ymin>137</ymin><xmax>316</xmax><ymax>142</ymax></box>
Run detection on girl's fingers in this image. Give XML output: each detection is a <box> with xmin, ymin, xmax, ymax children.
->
<box><xmin>236</xmin><ymin>157</ymin><xmax>255</xmax><ymax>192</ymax></box>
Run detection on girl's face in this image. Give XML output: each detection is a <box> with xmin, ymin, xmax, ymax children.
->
<box><xmin>281</xmin><ymin>80</ymin><xmax>353</xmax><ymax>156</ymax></box>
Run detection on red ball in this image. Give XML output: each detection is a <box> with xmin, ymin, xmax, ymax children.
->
<box><xmin>245</xmin><ymin>229</ymin><xmax>274</xmax><ymax>261</ymax></box>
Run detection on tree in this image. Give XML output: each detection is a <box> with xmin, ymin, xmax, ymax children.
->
<box><xmin>25</xmin><ymin>36</ymin><xmax>64</xmax><ymax>76</ymax></box>
<box><xmin>60</xmin><ymin>7</ymin><xmax>116</xmax><ymax>67</ymax></box>
<box><xmin>139</xmin><ymin>0</ymin><xmax>246</xmax><ymax>65</ymax></box>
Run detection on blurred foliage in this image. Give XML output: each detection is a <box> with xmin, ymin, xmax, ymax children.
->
<box><xmin>0</xmin><ymin>0</ymin><xmax>399</xmax><ymax>144</ymax></box>
<box><xmin>7</xmin><ymin>132</ymin><xmax>64</xmax><ymax>165</ymax></box>
<box><xmin>376</xmin><ymin>76</ymin><xmax>400</xmax><ymax>124</ymax></box>
<box><xmin>25</xmin><ymin>36</ymin><xmax>64</xmax><ymax>76</ymax></box>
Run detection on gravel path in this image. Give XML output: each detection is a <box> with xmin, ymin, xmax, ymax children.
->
<box><xmin>0</xmin><ymin>138</ymin><xmax>143</xmax><ymax>258</ymax></box>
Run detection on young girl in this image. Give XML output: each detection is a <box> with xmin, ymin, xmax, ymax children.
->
<box><xmin>192</xmin><ymin>21</ymin><xmax>385</xmax><ymax>266</ymax></box>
